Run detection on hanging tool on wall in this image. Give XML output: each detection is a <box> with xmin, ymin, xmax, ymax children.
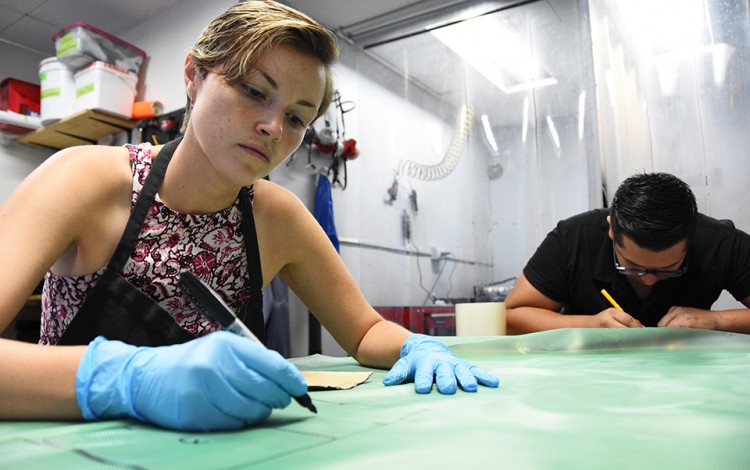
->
<box><xmin>137</xmin><ymin>107</ymin><xmax>182</xmax><ymax>144</ymax></box>
<box><xmin>304</xmin><ymin>90</ymin><xmax>358</xmax><ymax>189</ymax></box>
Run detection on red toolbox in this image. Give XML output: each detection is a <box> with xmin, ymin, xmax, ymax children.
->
<box><xmin>0</xmin><ymin>78</ymin><xmax>41</xmax><ymax>134</ymax></box>
<box><xmin>0</xmin><ymin>78</ymin><xmax>40</xmax><ymax>115</ymax></box>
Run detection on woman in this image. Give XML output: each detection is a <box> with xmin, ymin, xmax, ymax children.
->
<box><xmin>0</xmin><ymin>0</ymin><xmax>498</xmax><ymax>431</ymax></box>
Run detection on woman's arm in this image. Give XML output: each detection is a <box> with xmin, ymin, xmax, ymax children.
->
<box><xmin>254</xmin><ymin>181</ymin><xmax>499</xmax><ymax>393</ymax></box>
<box><xmin>0</xmin><ymin>333</ymin><xmax>312</xmax><ymax>431</ymax></box>
<box><xmin>0</xmin><ymin>338</ymin><xmax>85</xmax><ymax>419</ymax></box>
<box><xmin>253</xmin><ymin>180</ymin><xmax>409</xmax><ymax>368</ymax></box>
<box><xmin>0</xmin><ymin>145</ymin><xmax>132</xmax><ymax>333</ymax></box>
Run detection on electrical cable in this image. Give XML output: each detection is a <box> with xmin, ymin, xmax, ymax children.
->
<box><xmin>409</xmin><ymin>239</ymin><xmax>434</xmax><ymax>302</ymax></box>
<box><xmin>422</xmin><ymin>255</ymin><xmax>451</xmax><ymax>306</ymax></box>
<box><xmin>443</xmin><ymin>254</ymin><xmax>458</xmax><ymax>298</ymax></box>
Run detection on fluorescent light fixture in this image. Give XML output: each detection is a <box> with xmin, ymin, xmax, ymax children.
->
<box><xmin>342</xmin><ymin>0</ymin><xmax>526</xmax><ymax>49</ymax></box>
<box><xmin>430</xmin><ymin>15</ymin><xmax>557</xmax><ymax>94</ymax></box>
<box><xmin>481</xmin><ymin>114</ymin><xmax>498</xmax><ymax>153</ymax></box>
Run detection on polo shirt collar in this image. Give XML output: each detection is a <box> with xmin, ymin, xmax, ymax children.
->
<box><xmin>593</xmin><ymin>234</ymin><xmax>615</xmax><ymax>284</ymax></box>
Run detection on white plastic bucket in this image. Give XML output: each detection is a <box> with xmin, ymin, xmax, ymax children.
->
<box><xmin>74</xmin><ymin>61</ymin><xmax>138</xmax><ymax>120</ymax></box>
<box><xmin>39</xmin><ymin>57</ymin><xmax>75</xmax><ymax>126</ymax></box>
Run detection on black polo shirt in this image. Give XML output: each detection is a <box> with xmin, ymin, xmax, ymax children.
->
<box><xmin>523</xmin><ymin>209</ymin><xmax>750</xmax><ymax>326</ymax></box>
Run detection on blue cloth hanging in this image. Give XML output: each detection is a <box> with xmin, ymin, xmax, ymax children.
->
<box><xmin>314</xmin><ymin>174</ymin><xmax>340</xmax><ymax>252</ymax></box>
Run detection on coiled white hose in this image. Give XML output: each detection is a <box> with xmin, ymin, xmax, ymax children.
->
<box><xmin>399</xmin><ymin>102</ymin><xmax>474</xmax><ymax>181</ymax></box>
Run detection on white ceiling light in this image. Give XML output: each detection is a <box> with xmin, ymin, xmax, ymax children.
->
<box><xmin>430</xmin><ymin>14</ymin><xmax>557</xmax><ymax>94</ymax></box>
<box><xmin>340</xmin><ymin>0</ymin><xmax>532</xmax><ymax>49</ymax></box>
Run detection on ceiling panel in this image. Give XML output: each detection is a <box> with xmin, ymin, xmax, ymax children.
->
<box><xmin>0</xmin><ymin>0</ymin><xmax>47</xmax><ymax>11</ymax></box>
<box><xmin>0</xmin><ymin>0</ymin><xmax>184</xmax><ymax>55</ymax></box>
<box><xmin>1</xmin><ymin>15</ymin><xmax>59</xmax><ymax>55</ymax></box>
<box><xmin>280</xmin><ymin>0</ymin><xmax>425</xmax><ymax>30</ymax></box>
<box><xmin>0</xmin><ymin>7</ymin><xmax>22</xmax><ymax>31</ymax></box>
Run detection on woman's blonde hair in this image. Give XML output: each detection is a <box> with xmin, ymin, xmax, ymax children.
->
<box><xmin>183</xmin><ymin>0</ymin><xmax>338</xmax><ymax>131</ymax></box>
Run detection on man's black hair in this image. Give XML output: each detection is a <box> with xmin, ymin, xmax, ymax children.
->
<box><xmin>610</xmin><ymin>172</ymin><xmax>698</xmax><ymax>251</ymax></box>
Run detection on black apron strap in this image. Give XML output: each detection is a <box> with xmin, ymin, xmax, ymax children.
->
<box><xmin>108</xmin><ymin>137</ymin><xmax>181</xmax><ymax>272</ymax></box>
<box><xmin>239</xmin><ymin>186</ymin><xmax>265</xmax><ymax>343</ymax></box>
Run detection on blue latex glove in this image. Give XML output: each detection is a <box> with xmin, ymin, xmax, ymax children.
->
<box><xmin>76</xmin><ymin>331</ymin><xmax>308</xmax><ymax>431</ymax></box>
<box><xmin>382</xmin><ymin>334</ymin><xmax>500</xmax><ymax>394</ymax></box>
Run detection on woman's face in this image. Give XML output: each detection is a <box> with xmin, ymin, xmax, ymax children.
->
<box><xmin>185</xmin><ymin>43</ymin><xmax>326</xmax><ymax>184</ymax></box>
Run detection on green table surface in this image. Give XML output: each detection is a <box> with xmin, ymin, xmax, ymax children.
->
<box><xmin>2</xmin><ymin>328</ymin><xmax>749</xmax><ymax>469</ymax></box>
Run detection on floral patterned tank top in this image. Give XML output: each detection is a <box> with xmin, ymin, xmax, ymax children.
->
<box><xmin>40</xmin><ymin>142</ymin><xmax>253</xmax><ymax>345</ymax></box>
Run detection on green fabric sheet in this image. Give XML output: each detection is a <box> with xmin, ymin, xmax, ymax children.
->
<box><xmin>1</xmin><ymin>328</ymin><xmax>748</xmax><ymax>469</ymax></box>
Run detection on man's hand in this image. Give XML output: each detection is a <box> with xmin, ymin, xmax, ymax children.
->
<box><xmin>658</xmin><ymin>306</ymin><xmax>717</xmax><ymax>330</ymax></box>
<box><xmin>592</xmin><ymin>308</ymin><xmax>644</xmax><ymax>328</ymax></box>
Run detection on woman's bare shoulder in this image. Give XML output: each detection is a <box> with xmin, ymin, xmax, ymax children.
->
<box><xmin>40</xmin><ymin>144</ymin><xmax>134</xmax><ymax>198</ymax></box>
<box><xmin>50</xmin><ymin>144</ymin><xmax>132</xmax><ymax>170</ymax></box>
<box><xmin>252</xmin><ymin>179</ymin><xmax>306</xmax><ymax>215</ymax></box>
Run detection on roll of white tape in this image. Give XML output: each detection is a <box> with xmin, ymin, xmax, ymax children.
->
<box><xmin>455</xmin><ymin>302</ymin><xmax>506</xmax><ymax>336</ymax></box>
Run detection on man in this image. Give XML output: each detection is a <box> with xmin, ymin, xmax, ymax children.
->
<box><xmin>505</xmin><ymin>172</ymin><xmax>750</xmax><ymax>334</ymax></box>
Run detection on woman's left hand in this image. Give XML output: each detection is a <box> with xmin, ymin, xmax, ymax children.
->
<box><xmin>382</xmin><ymin>334</ymin><xmax>500</xmax><ymax>394</ymax></box>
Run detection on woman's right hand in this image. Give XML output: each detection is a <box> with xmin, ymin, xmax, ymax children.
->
<box><xmin>75</xmin><ymin>331</ymin><xmax>308</xmax><ymax>431</ymax></box>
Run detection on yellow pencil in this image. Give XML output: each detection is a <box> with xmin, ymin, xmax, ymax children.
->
<box><xmin>600</xmin><ymin>289</ymin><xmax>623</xmax><ymax>311</ymax></box>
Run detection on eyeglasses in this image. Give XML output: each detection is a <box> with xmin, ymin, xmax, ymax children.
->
<box><xmin>612</xmin><ymin>240</ymin><xmax>688</xmax><ymax>279</ymax></box>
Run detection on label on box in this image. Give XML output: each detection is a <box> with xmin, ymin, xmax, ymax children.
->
<box><xmin>41</xmin><ymin>88</ymin><xmax>62</xmax><ymax>99</ymax></box>
<box><xmin>76</xmin><ymin>83</ymin><xmax>94</xmax><ymax>98</ymax></box>
<box><xmin>57</xmin><ymin>33</ymin><xmax>78</xmax><ymax>58</ymax></box>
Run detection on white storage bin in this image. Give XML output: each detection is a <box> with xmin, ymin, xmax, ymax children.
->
<box><xmin>74</xmin><ymin>61</ymin><xmax>137</xmax><ymax>120</ymax></box>
<box><xmin>39</xmin><ymin>57</ymin><xmax>76</xmax><ymax>126</ymax></box>
<box><xmin>53</xmin><ymin>22</ymin><xmax>146</xmax><ymax>74</ymax></box>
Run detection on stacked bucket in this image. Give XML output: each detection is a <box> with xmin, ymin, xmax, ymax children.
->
<box><xmin>39</xmin><ymin>22</ymin><xmax>146</xmax><ymax>125</ymax></box>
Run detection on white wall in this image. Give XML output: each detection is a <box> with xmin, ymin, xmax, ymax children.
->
<box><xmin>0</xmin><ymin>38</ymin><xmax>54</xmax><ymax>198</ymax></box>
<box><xmin>119</xmin><ymin>0</ymin><xmax>235</xmax><ymax>114</ymax></box>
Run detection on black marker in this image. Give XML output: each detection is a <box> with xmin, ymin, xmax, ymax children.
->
<box><xmin>178</xmin><ymin>271</ymin><xmax>317</xmax><ymax>414</ymax></box>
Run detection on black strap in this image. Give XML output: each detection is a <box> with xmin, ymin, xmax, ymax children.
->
<box><xmin>239</xmin><ymin>187</ymin><xmax>265</xmax><ymax>343</ymax></box>
<box><xmin>108</xmin><ymin>137</ymin><xmax>180</xmax><ymax>272</ymax></box>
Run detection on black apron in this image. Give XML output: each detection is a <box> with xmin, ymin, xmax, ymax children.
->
<box><xmin>57</xmin><ymin>138</ymin><xmax>265</xmax><ymax>346</ymax></box>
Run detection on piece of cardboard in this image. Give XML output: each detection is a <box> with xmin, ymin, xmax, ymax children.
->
<box><xmin>301</xmin><ymin>371</ymin><xmax>373</xmax><ymax>390</ymax></box>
